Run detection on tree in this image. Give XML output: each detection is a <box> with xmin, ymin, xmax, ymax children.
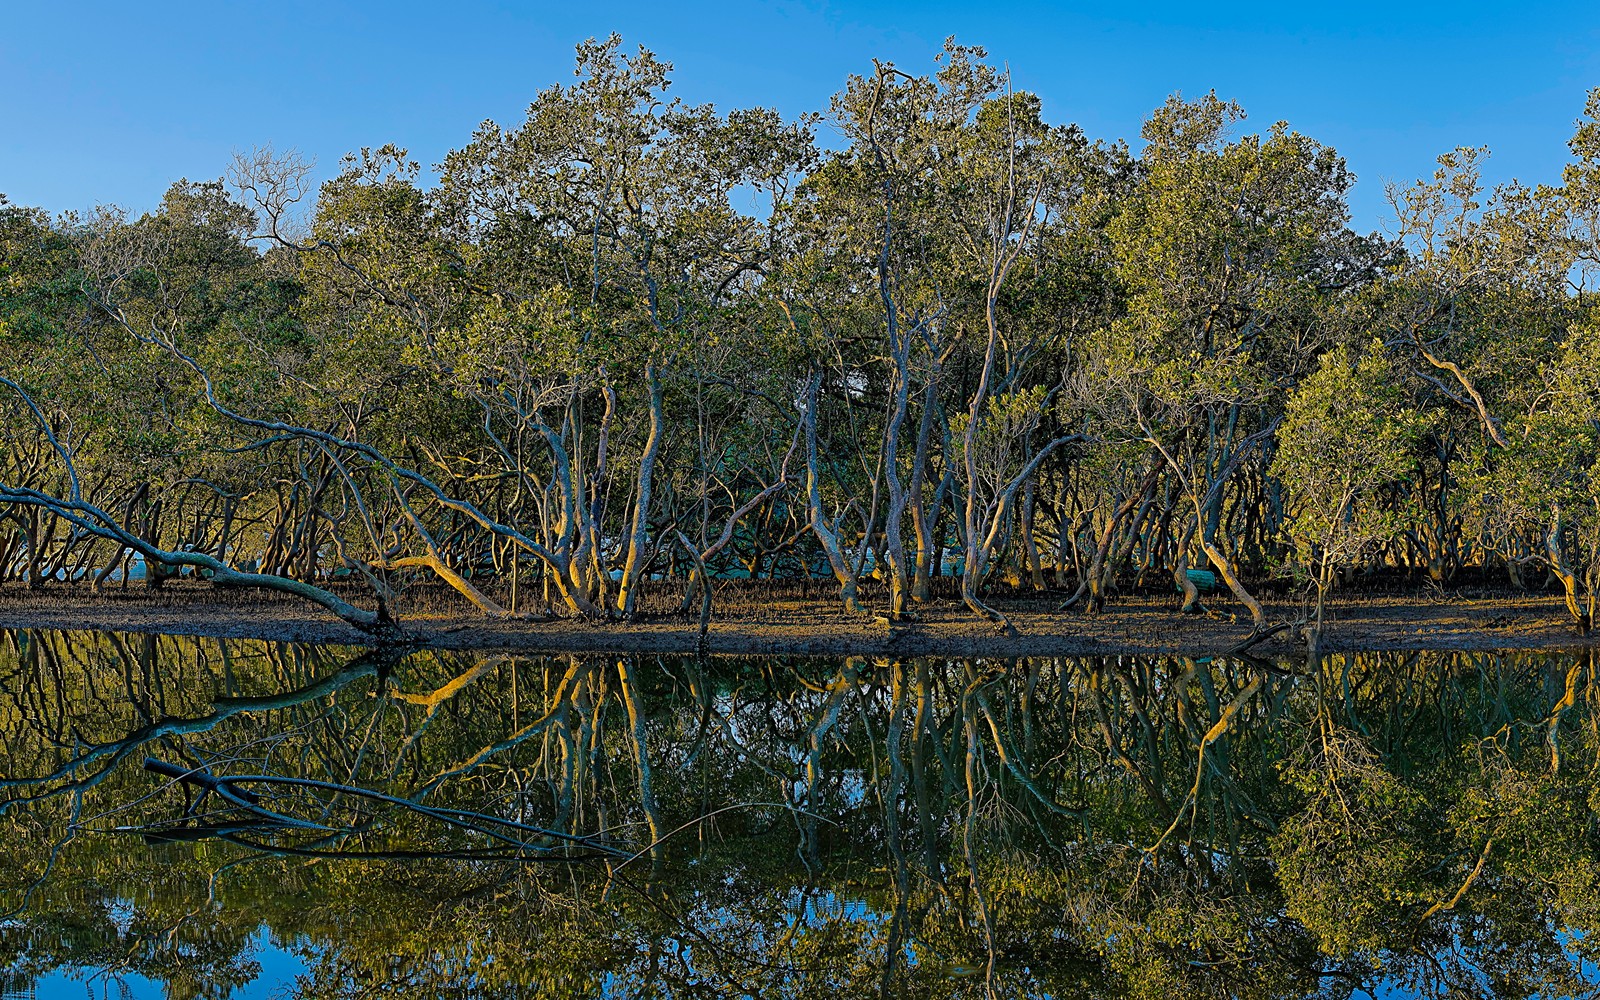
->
<box><xmin>1272</xmin><ymin>344</ymin><xmax>1422</xmax><ymax>630</ymax></box>
<box><xmin>1095</xmin><ymin>93</ymin><xmax>1382</xmax><ymax>627</ymax></box>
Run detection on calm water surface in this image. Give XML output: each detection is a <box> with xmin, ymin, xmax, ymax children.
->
<box><xmin>1</xmin><ymin>630</ymin><xmax>1597</xmax><ymax>999</ymax></box>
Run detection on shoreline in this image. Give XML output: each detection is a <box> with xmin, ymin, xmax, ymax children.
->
<box><xmin>1</xmin><ymin>584</ymin><xmax>1593</xmax><ymax>657</ymax></box>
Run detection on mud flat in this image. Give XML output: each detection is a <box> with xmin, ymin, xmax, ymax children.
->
<box><xmin>1</xmin><ymin>582</ymin><xmax>1593</xmax><ymax>657</ymax></box>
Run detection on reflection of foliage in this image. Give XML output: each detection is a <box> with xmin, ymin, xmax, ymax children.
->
<box><xmin>0</xmin><ymin>632</ymin><xmax>1598</xmax><ymax>998</ymax></box>
<box><xmin>1272</xmin><ymin>729</ymin><xmax>1435</xmax><ymax>958</ymax></box>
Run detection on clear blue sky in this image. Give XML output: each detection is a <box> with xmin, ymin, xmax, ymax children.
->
<box><xmin>3</xmin><ymin>0</ymin><xmax>1598</xmax><ymax>233</ymax></box>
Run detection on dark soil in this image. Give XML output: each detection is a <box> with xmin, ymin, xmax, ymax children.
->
<box><xmin>0</xmin><ymin>580</ymin><xmax>1593</xmax><ymax>657</ymax></box>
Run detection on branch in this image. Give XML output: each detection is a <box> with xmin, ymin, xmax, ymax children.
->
<box><xmin>1418</xmin><ymin>348</ymin><xmax>1509</xmax><ymax>447</ymax></box>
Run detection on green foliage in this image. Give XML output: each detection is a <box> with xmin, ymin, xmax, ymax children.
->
<box><xmin>3</xmin><ymin>37</ymin><xmax>1600</xmax><ymax>624</ymax></box>
<box><xmin>1271</xmin><ymin>729</ymin><xmax>1437</xmax><ymax>958</ymax></box>
<box><xmin>1272</xmin><ymin>344</ymin><xmax>1424</xmax><ymax>612</ymax></box>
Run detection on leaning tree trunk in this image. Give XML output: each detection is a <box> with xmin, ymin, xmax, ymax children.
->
<box><xmin>1547</xmin><ymin>508</ymin><xmax>1593</xmax><ymax>633</ymax></box>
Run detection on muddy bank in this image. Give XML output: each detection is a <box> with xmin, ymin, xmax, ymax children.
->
<box><xmin>0</xmin><ymin>582</ymin><xmax>1593</xmax><ymax>657</ymax></box>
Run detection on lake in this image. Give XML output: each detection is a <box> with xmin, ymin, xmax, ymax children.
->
<box><xmin>1</xmin><ymin>630</ymin><xmax>1596</xmax><ymax>998</ymax></box>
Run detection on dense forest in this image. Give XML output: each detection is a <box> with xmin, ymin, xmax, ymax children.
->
<box><xmin>1</xmin><ymin>37</ymin><xmax>1597</xmax><ymax>636</ymax></box>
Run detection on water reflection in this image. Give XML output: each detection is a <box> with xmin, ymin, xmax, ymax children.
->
<box><xmin>1</xmin><ymin>630</ymin><xmax>1597</xmax><ymax>998</ymax></box>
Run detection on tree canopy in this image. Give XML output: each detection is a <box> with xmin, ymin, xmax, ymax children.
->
<box><xmin>2</xmin><ymin>36</ymin><xmax>1598</xmax><ymax>634</ymax></box>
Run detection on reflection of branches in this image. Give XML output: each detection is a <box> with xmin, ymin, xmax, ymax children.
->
<box><xmin>0</xmin><ymin>649</ymin><xmax>396</xmax><ymax>815</ymax></box>
<box><xmin>141</xmin><ymin>758</ymin><xmax>624</xmax><ymax>854</ymax></box>
<box><xmin>0</xmin><ymin>788</ymin><xmax>82</xmax><ymax>919</ymax></box>
<box><xmin>1417</xmin><ymin>836</ymin><xmax>1494</xmax><ymax>924</ymax></box>
<box><xmin>1088</xmin><ymin>668</ymin><xmax>1174</xmax><ymax>819</ymax></box>
<box><xmin>5</xmin><ymin>641</ymin><xmax>1596</xmax><ymax>996</ymax></box>
<box><xmin>1547</xmin><ymin>659</ymin><xmax>1583</xmax><ymax>774</ymax></box>
<box><xmin>385</xmin><ymin>654</ymin><xmax>507</xmax><ymax>778</ymax></box>
<box><xmin>405</xmin><ymin>656</ymin><xmax>594</xmax><ymax>799</ymax></box>
<box><xmin>972</xmin><ymin>687</ymin><xmax>1086</xmax><ymax>823</ymax></box>
<box><xmin>608</xmin><ymin>800</ymin><xmax>843</xmax><ymax>877</ymax></box>
<box><xmin>211</xmin><ymin>834</ymin><xmax>616</xmax><ymax>864</ymax></box>
<box><xmin>1143</xmin><ymin>673</ymin><xmax>1263</xmax><ymax>861</ymax></box>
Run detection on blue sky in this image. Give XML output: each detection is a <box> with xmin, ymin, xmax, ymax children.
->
<box><xmin>3</xmin><ymin>0</ymin><xmax>1598</xmax><ymax>233</ymax></box>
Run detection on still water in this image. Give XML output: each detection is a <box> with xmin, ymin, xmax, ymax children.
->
<box><xmin>0</xmin><ymin>629</ymin><xmax>1596</xmax><ymax>999</ymax></box>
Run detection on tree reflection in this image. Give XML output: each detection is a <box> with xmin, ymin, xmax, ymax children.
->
<box><xmin>0</xmin><ymin>630</ymin><xmax>1596</xmax><ymax>998</ymax></box>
